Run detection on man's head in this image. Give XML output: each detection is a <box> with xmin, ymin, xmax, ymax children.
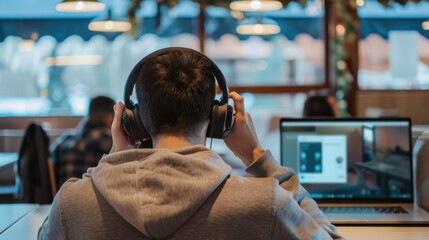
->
<box><xmin>135</xmin><ymin>48</ymin><xmax>216</xmax><ymax>138</ymax></box>
<box><xmin>88</xmin><ymin>96</ymin><xmax>116</xmax><ymax>127</ymax></box>
<box><xmin>303</xmin><ymin>95</ymin><xmax>335</xmax><ymax>117</ymax></box>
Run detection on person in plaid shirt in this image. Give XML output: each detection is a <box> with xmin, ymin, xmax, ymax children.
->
<box><xmin>51</xmin><ymin>96</ymin><xmax>115</xmax><ymax>187</ymax></box>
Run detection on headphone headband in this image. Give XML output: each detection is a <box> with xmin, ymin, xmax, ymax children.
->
<box><xmin>123</xmin><ymin>47</ymin><xmax>229</xmax><ymax>108</ymax></box>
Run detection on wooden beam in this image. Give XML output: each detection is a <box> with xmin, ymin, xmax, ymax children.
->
<box><xmin>198</xmin><ymin>4</ymin><xmax>206</xmax><ymax>53</ymax></box>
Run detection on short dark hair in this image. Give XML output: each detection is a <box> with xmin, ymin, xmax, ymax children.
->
<box><xmin>135</xmin><ymin>49</ymin><xmax>216</xmax><ymax>137</ymax></box>
<box><xmin>303</xmin><ymin>96</ymin><xmax>335</xmax><ymax>117</ymax></box>
<box><xmin>88</xmin><ymin>96</ymin><xmax>116</xmax><ymax>126</ymax></box>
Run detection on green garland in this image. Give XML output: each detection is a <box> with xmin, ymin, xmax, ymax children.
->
<box><xmin>334</xmin><ymin>0</ymin><xmax>356</xmax><ymax>117</ymax></box>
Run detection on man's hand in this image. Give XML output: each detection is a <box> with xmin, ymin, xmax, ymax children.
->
<box><xmin>109</xmin><ymin>102</ymin><xmax>133</xmax><ymax>153</ymax></box>
<box><xmin>224</xmin><ymin>92</ymin><xmax>265</xmax><ymax>166</ymax></box>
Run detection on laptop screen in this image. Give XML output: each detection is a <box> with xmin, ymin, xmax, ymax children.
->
<box><xmin>280</xmin><ymin>118</ymin><xmax>413</xmax><ymax>202</ymax></box>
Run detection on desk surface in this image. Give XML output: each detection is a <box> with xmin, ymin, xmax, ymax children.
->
<box><xmin>0</xmin><ymin>204</ymin><xmax>50</xmax><ymax>240</ymax></box>
<box><xmin>0</xmin><ymin>152</ymin><xmax>17</xmax><ymax>170</ymax></box>
<box><xmin>337</xmin><ymin>226</ymin><xmax>429</xmax><ymax>240</ymax></box>
<box><xmin>0</xmin><ymin>204</ymin><xmax>428</xmax><ymax>239</ymax></box>
<box><xmin>0</xmin><ymin>203</ymin><xmax>38</xmax><ymax>234</ymax></box>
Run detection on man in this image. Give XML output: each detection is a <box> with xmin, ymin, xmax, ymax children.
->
<box><xmin>303</xmin><ymin>95</ymin><xmax>336</xmax><ymax>117</ymax></box>
<box><xmin>39</xmin><ymin>48</ymin><xmax>342</xmax><ymax>239</ymax></box>
<box><xmin>51</xmin><ymin>96</ymin><xmax>115</xmax><ymax>187</ymax></box>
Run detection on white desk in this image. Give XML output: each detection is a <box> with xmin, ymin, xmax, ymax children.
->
<box><xmin>0</xmin><ymin>203</ymin><xmax>38</xmax><ymax>234</ymax></box>
<box><xmin>0</xmin><ymin>204</ymin><xmax>428</xmax><ymax>239</ymax></box>
<box><xmin>0</xmin><ymin>153</ymin><xmax>18</xmax><ymax>196</ymax></box>
<box><xmin>0</xmin><ymin>204</ymin><xmax>50</xmax><ymax>240</ymax></box>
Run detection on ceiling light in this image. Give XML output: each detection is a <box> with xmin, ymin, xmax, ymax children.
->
<box><xmin>56</xmin><ymin>0</ymin><xmax>105</xmax><ymax>12</ymax></box>
<box><xmin>423</xmin><ymin>21</ymin><xmax>429</xmax><ymax>30</ymax></box>
<box><xmin>44</xmin><ymin>55</ymin><xmax>103</xmax><ymax>66</ymax></box>
<box><xmin>231</xmin><ymin>11</ymin><xmax>245</xmax><ymax>20</ymax></box>
<box><xmin>356</xmin><ymin>0</ymin><xmax>365</xmax><ymax>7</ymax></box>
<box><xmin>230</xmin><ymin>0</ymin><xmax>283</xmax><ymax>12</ymax></box>
<box><xmin>88</xmin><ymin>20</ymin><xmax>132</xmax><ymax>32</ymax></box>
<box><xmin>18</xmin><ymin>40</ymin><xmax>36</xmax><ymax>52</ymax></box>
<box><xmin>88</xmin><ymin>9</ymin><xmax>132</xmax><ymax>32</ymax></box>
<box><xmin>236</xmin><ymin>17</ymin><xmax>280</xmax><ymax>35</ymax></box>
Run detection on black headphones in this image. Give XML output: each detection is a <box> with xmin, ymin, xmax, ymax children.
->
<box><xmin>122</xmin><ymin>47</ymin><xmax>234</xmax><ymax>147</ymax></box>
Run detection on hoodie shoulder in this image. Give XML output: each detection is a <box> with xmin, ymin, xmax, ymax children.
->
<box><xmin>56</xmin><ymin>178</ymin><xmax>149</xmax><ymax>240</ymax></box>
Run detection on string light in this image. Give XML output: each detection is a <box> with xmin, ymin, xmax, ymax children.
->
<box><xmin>336</xmin><ymin>24</ymin><xmax>346</xmax><ymax>36</ymax></box>
<box><xmin>356</xmin><ymin>0</ymin><xmax>365</xmax><ymax>7</ymax></box>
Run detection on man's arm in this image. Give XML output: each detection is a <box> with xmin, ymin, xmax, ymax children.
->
<box><xmin>223</xmin><ymin>92</ymin><xmax>265</xmax><ymax>166</ymax></box>
<box><xmin>247</xmin><ymin>151</ymin><xmax>344</xmax><ymax>239</ymax></box>
<box><xmin>38</xmin><ymin>188</ymin><xmax>66</xmax><ymax>240</ymax></box>
<box><xmin>223</xmin><ymin>92</ymin><xmax>342</xmax><ymax>238</ymax></box>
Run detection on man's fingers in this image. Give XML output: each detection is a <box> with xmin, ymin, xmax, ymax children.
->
<box><xmin>229</xmin><ymin>92</ymin><xmax>245</xmax><ymax>115</ymax></box>
<box><xmin>111</xmin><ymin>102</ymin><xmax>124</xmax><ymax>132</ymax></box>
<box><xmin>246</xmin><ymin>113</ymin><xmax>259</xmax><ymax>136</ymax></box>
<box><xmin>115</xmin><ymin>103</ymin><xmax>124</xmax><ymax>117</ymax></box>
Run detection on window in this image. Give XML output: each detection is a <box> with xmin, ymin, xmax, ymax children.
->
<box><xmin>0</xmin><ymin>0</ymin><xmax>325</xmax><ymax>116</ymax></box>
<box><xmin>358</xmin><ymin>0</ymin><xmax>429</xmax><ymax>89</ymax></box>
<box><xmin>205</xmin><ymin>1</ymin><xmax>325</xmax><ymax>87</ymax></box>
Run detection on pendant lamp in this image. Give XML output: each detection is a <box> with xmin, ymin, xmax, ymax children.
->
<box><xmin>44</xmin><ymin>55</ymin><xmax>103</xmax><ymax>66</ymax></box>
<box><xmin>423</xmin><ymin>20</ymin><xmax>429</xmax><ymax>30</ymax></box>
<box><xmin>236</xmin><ymin>17</ymin><xmax>280</xmax><ymax>35</ymax></box>
<box><xmin>88</xmin><ymin>8</ymin><xmax>132</xmax><ymax>32</ymax></box>
<box><xmin>230</xmin><ymin>0</ymin><xmax>283</xmax><ymax>12</ymax></box>
<box><xmin>56</xmin><ymin>0</ymin><xmax>105</xmax><ymax>12</ymax></box>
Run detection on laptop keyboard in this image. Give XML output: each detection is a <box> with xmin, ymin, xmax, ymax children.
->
<box><xmin>320</xmin><ymin>206</ymin><xmax>409</xmax><ymax>214</ymax></box>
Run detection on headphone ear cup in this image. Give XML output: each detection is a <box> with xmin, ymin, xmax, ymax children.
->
<box><xmin>207</xmin><ymin>102</ymin><xmax>234</xmax><ymax>139</ymax></box>
<box><xmin>121</xmin><ymin>104</ymin><xmax>150</xmax><ymax>145</ymax></box>
<box><xmin>207</xmin><ymin>104</ymin><xmax>222</xmax><ymax>139</ymax></box>
<box><xmin>223</xmin><ymin>104</ymin><xmax>234</xmax><ymax>137</ymax></box>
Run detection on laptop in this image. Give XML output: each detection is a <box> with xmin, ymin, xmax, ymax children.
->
<box><xmin>279</xmin><ymin>117</ymin><xmax>429</xmax><ymax>225</ymax></box>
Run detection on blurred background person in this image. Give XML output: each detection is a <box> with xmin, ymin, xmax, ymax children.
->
<box><xmin>51</xmin><ymin>96</ymin><xmax>115</xmax><ymax>187</ymax></box>
<box><xmin>326</xmin><ymin>94</ymin><xmax>340</xmax><ymax>117</ymax></box>
<box><xmin>303</xmin><ymin>95</ymin><xmax>336</xmax><ymax>117</ymax></box>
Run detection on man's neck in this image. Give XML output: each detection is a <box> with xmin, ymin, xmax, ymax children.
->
<box><xmin>153</xmin><ymin>134</ymin><xmax>206</xmax><ymax>149</ymax></box>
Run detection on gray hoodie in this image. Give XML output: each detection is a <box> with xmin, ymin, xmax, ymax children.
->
<box><xmin>38</xmin><ymin>145</ymin><xmax>343</xmax><ymax>240</ymax></box>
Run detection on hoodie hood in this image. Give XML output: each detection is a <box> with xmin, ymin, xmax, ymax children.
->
<box><xmin>89</xmin><ymin>145</ymin><xmax>232</xmax><ymax>239</ymax></box>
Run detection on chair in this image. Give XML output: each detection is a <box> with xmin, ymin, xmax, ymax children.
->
<box><xmin>14</xmin><ymin>122</ymin><xmax>57</xmax><ymax>204</ymax></box>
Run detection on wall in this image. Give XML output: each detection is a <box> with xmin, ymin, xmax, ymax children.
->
<box><xmin>357</xmin><ymin>90</ymin><xmax>429</xmax><ymax>125</ymax></box>
<box><xmin>0</xmin><ymin>116</ymin><xmax>82</xmax><ymax>152</ymax></box>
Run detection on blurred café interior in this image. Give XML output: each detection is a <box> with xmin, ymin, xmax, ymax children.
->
<box><xmin>2</xmin><ymin>0</ymin><xmax>429</xmax><ymax>193</ymax></box>
<box><xmin>1</xmin><ymin>0</ymin><xmax>429</xmax><ymax>237</ymax></box>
